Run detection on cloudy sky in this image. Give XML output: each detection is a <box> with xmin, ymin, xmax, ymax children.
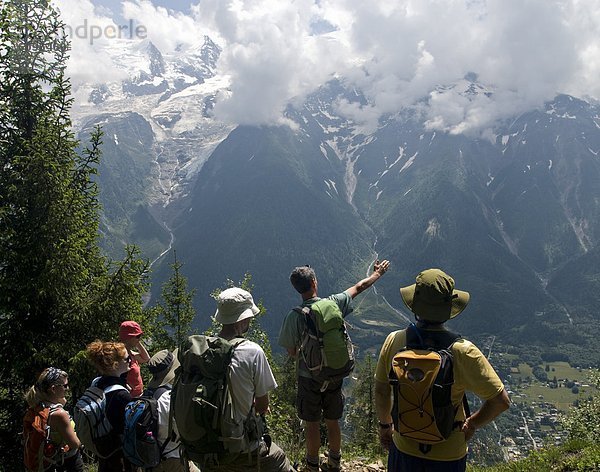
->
<box><xmin>54</xmin><ymin>0</ymin><xmax>600</xmax><ymax>134</ymax></box>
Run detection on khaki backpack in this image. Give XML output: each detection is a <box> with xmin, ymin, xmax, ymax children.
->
<box><xmin>389</xmin><ymin>324</ymin><xmax>470</xmax><ymax>453</ymax></box>
<box><xmin>170</xmin><ymin>335</ymin><xmax>265</xmax><ymax>464</ymax></box>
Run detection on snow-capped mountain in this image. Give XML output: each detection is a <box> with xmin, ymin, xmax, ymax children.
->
<box><xmin>71</xmin><ymin>39</ymin><xmax>600</xmax><ymax>363</ymax></box>
<box><xmin>72</xmin><ymin>36</ymin><xmax>234</xmax><ymax>257</ymax></box>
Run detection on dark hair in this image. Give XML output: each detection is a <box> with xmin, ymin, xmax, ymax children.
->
<box><xmin>290</xmin><ymin>266</ymin><xmax>316</xmax><ymax>294</ymax></box>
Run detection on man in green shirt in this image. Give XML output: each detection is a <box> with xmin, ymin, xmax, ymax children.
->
<box><xmin>375</xmin><ymin>268</ymin><xmax>510</xmax><ymax>471</ymax></box>
<box><xmin>279</xmin><ymin>260</ymin><xmax>390</xmax><ymax>472</ymax></box>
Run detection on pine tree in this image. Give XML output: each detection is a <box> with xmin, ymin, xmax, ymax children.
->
<box><xmin>269</xmin><ymin>355</ymin><xmax>305</xmax><ymax>464</ymax></box>
<box><xmin>0</xmin><ymin>1</ymin><xmax>150</xmax><ymax>465</ymax></box>
<box><xmin>0</xmin><ymin>0</ymin><xmax>103</xmax><ymax>454</ymax></box>
<box><xmin>345</xmin><ymin>354</ymin><xmax>381</xmax><ymax>457</ymax></box>
<box><xmin>151</xmin><ymin>250</ymin><xmax>196</xmax><ymax>350</ymax></box>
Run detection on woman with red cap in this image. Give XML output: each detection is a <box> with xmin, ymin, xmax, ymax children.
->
<box><xmin>118</xmin><ymin>321</ymin><xmax>150</xmax><ymax>397</ymax></box>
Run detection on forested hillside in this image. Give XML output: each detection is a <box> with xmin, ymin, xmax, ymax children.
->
<box><xmin>2</xmin><ymin>2</ymin><xmax>599</xmax><ymax>472</ymax></box>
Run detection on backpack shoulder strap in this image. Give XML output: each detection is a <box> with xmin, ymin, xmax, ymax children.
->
<box><xmin>294</xmin><ymin>305</ymin><xmax>318</xmax><ymax>336</ymax></box>
<box><xmin>405</xmin><ymin>323</ymin><xmax>425</xmax><ymax>348</ymax></box>
<box><xmin>292</xmin><ymin>305</ymin><xmax>310</xmax><ymax>316</ymax></box>
<box><xmin>104</xmin><ymin>384</ymin><xmax>128</xmax><ymax>394</ymax></box>
<box><xmin>153</xmin><ymin>385</ymin><xmax>171</xmax><ymax>400</ymax></box>
<box><xmin>407</xmin><ymin>324</ymin><xmax>462</xmax><ymax>350</ymax></box>
<box><xmin>48</xmin><ymin>404</ymin><xmax>63</xmax><ymax>415</ymax></box>
<box><xmin>229</xmin><ymin>337</ymin><xmax>247</xmax><ymax>349</ymax></box>
<box><xmin>433</xmin><ymin>329</ymin><xmax>462</xmax><ymax>349</ymax></box>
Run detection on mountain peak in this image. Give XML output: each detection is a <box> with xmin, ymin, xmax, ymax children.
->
<box><xmin>146</xmin><ymin>41</ymin><xmax>165</xmax><ymax>77</ymax></box>
<box><xmin>434</xmin><ymin>77</ymin><xmax>494</xmax><ymax>100</ymax></box>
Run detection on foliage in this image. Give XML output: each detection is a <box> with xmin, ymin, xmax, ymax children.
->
<box><xmin>468</xmin><ymin>439</ymin><xmax>600</xmax><ymax>472</ymax></box>
<box><xmin>148</xmin><ymin>250</ymin><xmax>196</xmax><ymax>351</ymax></box>
<box><xmin>561</xmin><ymin>370</ymin><xmax>600</xmax><ymax>444</ymax></box>
<box><xmin>0</xmin><ymin>0</ymin><xmax>102</xmax><ymax>466</ymax></box>
<box><xmin>268</xmin><ymin>354</ymin><xmax>304</xmax><ymax>464</ymax></box>
<box><xmin>66</xmin><ymin>245</ymin><xmax>152</xmax><ymax>396</ymax></box>
<box><xmin>532</xmin><ymin>366</ymin><xmax>548</xmax><ymax>382</ymax></box>
<box><xmin>344</xmin><ymin>354</ymin><xmax>381</xmax><ymax>458</ymax></box>
<box><xmin>0</xmin><ymin>2</ymin><xmax>151</xmax><ymax>468</ymax></box>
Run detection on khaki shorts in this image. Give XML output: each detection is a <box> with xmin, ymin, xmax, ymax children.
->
<box><xmin>296</xmin><ymin>376</ymin><xmax>344</xmax><ymax>421</ymax></box>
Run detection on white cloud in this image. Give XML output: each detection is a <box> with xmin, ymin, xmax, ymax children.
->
<box><xmin>192</xmin><ymin>0</ymin><xmax>350</xmax><ymax>125</ymax></box>
<box><xmin>121</xmin><ymin>0</ymin><xmax>202</xmax><ymax>52</ymax></box>
<box><xmin>61</xmin><ymin>0</ymin><xmax>600</xmax><ymax>133</ymax></box>
<box><xmin>194</xmin><ymin>0</ymin><xmax>600</xmax><ymax>131</ymax></box>
<box><xmin>53</xmin><ymin>0</ymin><xmax>129</xmax><ymax>85</ymax></box>
<box><xmin>333</xmin><ymin>0</ymin><xmax>600</xmax><ymax>133</ymax></box>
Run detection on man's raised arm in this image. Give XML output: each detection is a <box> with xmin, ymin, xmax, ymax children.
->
<box><xmin>345</xmin><ymin>259</ymin><xmax>390</xmax><ymax>299</ymax></box>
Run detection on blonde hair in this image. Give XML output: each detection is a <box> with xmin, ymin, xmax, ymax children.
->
<box><xmin>25</xmin><ymin>367</ymin><xmax>67</xmax><ymax>408</ymax></box>
<box><xmin>86</xmin><ymin>340</ymin><xmax>127</xmax><ymax>375</ymax></box>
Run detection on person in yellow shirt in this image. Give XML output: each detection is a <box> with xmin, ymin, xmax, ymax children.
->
<box><xmin>375</xmin><ymin>268</ymin><xmax>510</xmax><ymax>471</ymax></box>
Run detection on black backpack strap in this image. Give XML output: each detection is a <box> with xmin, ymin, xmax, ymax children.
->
<box><xmin>409</xmin><ymin>324</ymin><xmax>462</xmax><ymax>351</ymax></box>
<box><xmin>294</xmin><ymin>305</ymin><xmax>317</xmax><ymax>335</ymax></box>
<box><xmin>229</xmin><ymin>337</ymin><xmax>247</xmax><ymax>349</ymax></box>
<box><xmin>153</xmin><ymin>385</ymin><xmax>171</xmax><ymax>400</ymax></box>
<box><xmin>462</xmin><ymin>394</ymin><xmax>471</xmax><ymax>418</ymax></box>
<box><xmin>405</xmin><ymin>323</ymin><xmax>424</xmax><ymax>348</ymax></box>
<box><xmin>388</xmin><ymin>329</ymin><xmax>410</xmax><ymax>431</ymax></box>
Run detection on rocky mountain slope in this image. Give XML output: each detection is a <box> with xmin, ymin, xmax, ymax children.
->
<box><xmin>71</xmin><ymin>38</ymin><xmax>600</xmax><ymax>361</ymax></box>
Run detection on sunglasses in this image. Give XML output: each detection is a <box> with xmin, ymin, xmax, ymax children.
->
<box><xmin>56</xmin><ymin>383</ymin><xmax>69</xmax><ymax>389</ymax></box>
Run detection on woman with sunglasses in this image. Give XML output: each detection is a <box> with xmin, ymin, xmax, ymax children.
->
<box><xmin>24</xmin><ymin>367</ymin><xmax>83</xmax><ymax>472</ymax></box>
<box><xmin>85</xmin><ymin>340</ymin><xmax>135</xmax><ymax>472</ymax></box>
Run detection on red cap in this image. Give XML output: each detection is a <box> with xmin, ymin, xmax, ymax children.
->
<box><xmin>119</xmin><ymin>321</ymin><xmax>143</xmax><ymax>340</ymax></box>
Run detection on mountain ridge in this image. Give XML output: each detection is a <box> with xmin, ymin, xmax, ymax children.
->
<box><xmin>70</xmin><ymin>39</ymin><xmax>600</xmax><ymax>364</ymax></box>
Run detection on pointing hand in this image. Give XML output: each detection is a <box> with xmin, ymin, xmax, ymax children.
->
<box><xmin>374</xmin><ymin>259</ymin><xmax>390</xmax><ymax>275</ymax></box>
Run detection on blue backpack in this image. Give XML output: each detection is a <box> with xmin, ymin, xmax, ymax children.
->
<box><xmin>122</xmin><ymin>386</ymin><xmax>170</xmax><ymax>468</ymax></box>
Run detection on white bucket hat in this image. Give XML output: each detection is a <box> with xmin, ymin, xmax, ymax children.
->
<box><xmin>214</xmin><ymin>287</ymin><xmax>260</xmax><ymax>325</ymax></box>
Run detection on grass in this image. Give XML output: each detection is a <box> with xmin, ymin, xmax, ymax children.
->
<box><xmin>513</xmin><ymin>362</ymin><xmax>592</xmax><ymax>383</ymax></box>
<box><xmin>509</xmin><ymin>363</ymin><xmax>598</xmax><ymax>412</ymax></box>
<box><xmin>468</xmin><ymin>439</ymin><xmax>600</xmax><ymax>471</ymax></box>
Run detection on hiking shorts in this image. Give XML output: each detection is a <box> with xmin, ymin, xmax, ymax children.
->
<box><xmin>297</xmin><ymin>376</ymin><xmax>344</xmax><ymax>421</ymax></box>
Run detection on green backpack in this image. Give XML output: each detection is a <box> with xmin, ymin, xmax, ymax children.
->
<box><xmin>294</xmin><ymin>298</ymin><xmax>355</xmax><ymax>390</ymax></box>
<box><xmin>170</xmin><ymin>335</ymin><xmax>265</xmax><ymax>463</ymax></box>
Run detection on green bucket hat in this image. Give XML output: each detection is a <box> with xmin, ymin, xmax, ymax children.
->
<box><xmin>400</xmin><ymin>268</ymin><xmax>470</xmax><ymax>322</ymax></box>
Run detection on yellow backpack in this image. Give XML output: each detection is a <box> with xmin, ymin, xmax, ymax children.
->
<box><xmin>389</xmin><ymin>325</ymin><xmax>469</xmax><ymax>453</ymax></box>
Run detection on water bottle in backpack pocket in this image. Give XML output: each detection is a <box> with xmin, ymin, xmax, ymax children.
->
<box><xmin>122</xmin><ymin>387</ymin><xmax>170</xmax><ymax>468</ymax></box>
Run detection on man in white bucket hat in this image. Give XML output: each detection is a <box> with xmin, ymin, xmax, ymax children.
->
<box><xmin>198</xmin><ymin>287</ymin><xmax>295</xmax><ymax>472</ymax></box>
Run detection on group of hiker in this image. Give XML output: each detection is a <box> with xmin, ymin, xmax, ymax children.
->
<box><xmin>23</xmin><ymin>261</ymin><xmax>510</xmax><ymax>472</ymax></box>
